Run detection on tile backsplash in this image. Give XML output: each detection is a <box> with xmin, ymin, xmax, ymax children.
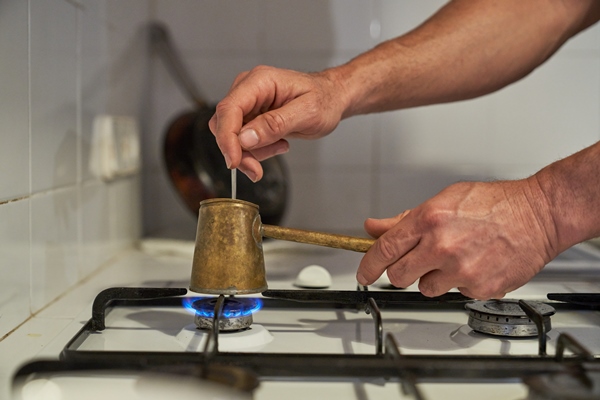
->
<box><xmin>0</xmin><ymin>0</ymin><xmax>146</xmax><ymax>338</ymax></box>
<box><xmin>1</xmin><ymin>0</ymin><xmax>598</xmax><ymax>338</ymax></box>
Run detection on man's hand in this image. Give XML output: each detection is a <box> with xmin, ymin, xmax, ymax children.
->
<box><xmin>356</xmin><ymin>178</ymin><xmax>559</xmax><ymax>300</ymax></box>
<box><xmin>209</xmin><ymin>66</ymin><xmax>347</xmax><ymax>182</ymax></box>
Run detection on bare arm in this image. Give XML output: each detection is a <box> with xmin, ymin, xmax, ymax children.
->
<box><xmin>535</xmin><ymin>141</ymin><xmax>600</xmax><ymax>252</ymax></box>
<box><xmin>211</xmin><ymin>0</ymin><xmax>600</xmax><ymax>179</ymax></box>
<box><xmin>335</xmin><ymin>0</ymin><xmax>600</xmax><ymax>116</ymax></box>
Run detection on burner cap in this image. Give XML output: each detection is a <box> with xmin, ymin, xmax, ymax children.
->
<box><xmin>465</xmin><ymin>299</ymin><xmax>555</xmax><ymax>337</ymax></box>
<box><xmin>191</xmin><ymin>297</ymin><xmax>260</xmax><ymax>332</ymax></box>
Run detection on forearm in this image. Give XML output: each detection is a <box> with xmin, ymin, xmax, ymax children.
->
<box><xmin>533</xmin><ymin>141</ymin><xmax>600</xmax><ymax>253</ymax></box>
<box><xmin>328</xmin><ymin>0</ymin><xmax>600</xmax><ymax>117</ymax></box>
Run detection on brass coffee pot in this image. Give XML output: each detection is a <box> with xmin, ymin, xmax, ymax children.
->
<box><xmin>190</xmin><ymin>198</ymin><xmax>375</xmax><ymax>295</ymax></box>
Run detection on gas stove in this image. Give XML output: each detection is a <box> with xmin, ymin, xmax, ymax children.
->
<box><xmin>7</xmin><ymin>240</ymin><xmax>600</xmax><ymax>400</ymax></box>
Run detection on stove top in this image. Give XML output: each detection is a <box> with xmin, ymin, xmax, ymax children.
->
<box><xmin>7</xmin><ymin>241</ymin><xmax>600</xmax><ymax>400</ymax></box>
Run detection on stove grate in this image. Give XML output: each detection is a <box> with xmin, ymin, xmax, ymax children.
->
<box><xmin>17</xmin><ymin>287</ymin><xmax>600</xmax><ymax>400</ymax></box>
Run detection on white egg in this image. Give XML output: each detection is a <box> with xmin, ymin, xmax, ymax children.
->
<box><xmin>294</xmin><ymin>265</ymin><xmax>332</xmax><ymax>289</ymax></box>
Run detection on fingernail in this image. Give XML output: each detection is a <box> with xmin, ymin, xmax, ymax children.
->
<box><xmin>239</xmin><ymin>129</ymin><xmax>259</xmax><ymax>148</ymax></box>
<box><xmin>275</xmin><ymin>146</ymin><xmax>289</xmax><ymax>156</ymax></box>
<box><xmin>356</xmin><ymin>273</ymin><xmax>368</xmax><ymax>286</ymax></box>
<box><xmin>224</xmin><ymin>154</ymin><xmax>232</xmax><ymax>169</ymax></box>
<box><xmin>246</xmin><ymin>170</ymin><xmax>258</xmax><ymax>183</ymax></box>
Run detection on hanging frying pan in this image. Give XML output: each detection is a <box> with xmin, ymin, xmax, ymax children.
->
<box><xmin>150</xmin><ymin>22</ymin><xmax>288</xmax><ymax>225</ymax></box>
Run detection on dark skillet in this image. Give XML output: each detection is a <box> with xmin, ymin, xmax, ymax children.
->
<box><xmin>150</xmin><ymin>22</ymin><xmax>288</xmax><ymax>225</ymax></box>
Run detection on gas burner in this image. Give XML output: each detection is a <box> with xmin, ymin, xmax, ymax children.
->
<box><xmin>190</xmin><ymin>297</ymin><xmax>261</xmax><ymax>332</ymax></box>
<box><xmin>465</xmin><ymin>299</ymin><xmax>555</xmax><ymax>337</ymax></box>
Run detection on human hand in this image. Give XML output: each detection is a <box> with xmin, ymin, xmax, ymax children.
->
<box><xmin>356</xmin><ymin>179</ymin><xmax>559</xmax><ymax>300</ymax></box>
<box><xmin>209</xmin><ymin>66</ymin><xmax>348</xmax><ymax>182</ymax></box>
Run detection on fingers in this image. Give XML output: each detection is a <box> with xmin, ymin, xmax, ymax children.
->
<box><xmin>209</xmin><ymin>102</ymin><xmax>245</xmax><ymax>169</ymax></box>
<box><xmin>364</xmin><ymin>210</ymin><xmax>411</xmax><ymax>238</ymax></box>
<box><xmin>356</xmin><ymin>211</ymin><xmax>421</xmax><ymax>286</ymax></box>
<box><xmin>248</xmin><ymin>139</ymin><xmax>290</xmax><ymax>161</ymax></box>
<box><xmin>211</xmin><ymin>65</ymin><xmax>343</xmax><ymax>180</ymax></box>
<box><xmin>231</xmin><ymin>140</ymin><xmax>290</xmax><ymax>182</ymax></box>
<box><xmin>210</xmin><ymin>66</ymin><xmax>281</xmax><ymax>169</ymax></box>
<box><xmin>237</xmin><ymin>152</ymin><xmax>264</xmax><ymax>182</ymax></box>
<box><xmin>237</xmin><ymin>93</ymin><xmax>330</xmax><ymax>151</ymax></box>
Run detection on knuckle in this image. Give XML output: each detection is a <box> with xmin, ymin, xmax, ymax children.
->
<box><xmin>373</xmin><ymin>235</ymin><xmax>399</xmax><ymax>264</ymax></box>
<box><xmin>386</xmin><ymin>266</ymin><xmax>410</xmax><ymax>289</ymax></box>
<box><xmin>457</xmin><ymin>263</ymin><xmax>479</xmax><ymax>283</ymax></box>
<box><xmin>251</xmin><ymin>64</ymin><xmax>272</xmax><ymax>74</ymax></box>
<box><xmin>420</xmin><ymin>204</ymin><xmax>447</xmax><ymax>229</ymax></box>
<box><xmin>358</xmin><ymin>261</ymin><xmax>382</xmax><ymax>284</ymax></box>
<box><xmin>261</xmin><ymin>112</ymin><xmax>288</xmax><ymax>138</ymax></box>
<box><xmin>418</xmin><ymin>280</ymin><xmax>440</xmax><ymax>298</ymax></box>
<box><xmin>462</xmin><ymin>282</ymin><xmax>499</xmax><ymax>300</ymax></box>
<box><xmin>215</xmin><ymin>99</ymin><xmax>235</xmax><ymax>115</ymax></box>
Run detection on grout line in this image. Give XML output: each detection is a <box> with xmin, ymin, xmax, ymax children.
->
<box><xmin>27</xmin><ymin>0</ymin><xmax>33</xmax><ymax>320</ymax></box>
<box><xmin>0</xmin><ymin>247</ymin><xmax>135</xmax><ymax>343</ymax></box>
<box><xmin>75</xmin><ymin>0</ymin><xmax>83</xmax><ymax>277</ymax></box>
<box><xmin>0</xmin><ymin>196</ymin><xmax>29</xmax><ymax>207</ymax></box>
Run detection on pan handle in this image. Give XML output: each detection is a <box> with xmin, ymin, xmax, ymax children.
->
<box><xmin>262</xmin><ymin>224</ymin><xmax>375</xmax><ymax>253</ymax></box>
<box><xmin>149</xmin><ymin>22</ymin><xmax>208</xmax><ymax>108</ymax></box>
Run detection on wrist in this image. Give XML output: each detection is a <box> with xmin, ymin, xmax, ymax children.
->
<box><xmin>531</xmin><ymin>144</ymin><xmax>600</xmax><ymax>251</ymax></box>
<box><xmin>521</xmin><ymin>175</ymin><xmax>561</xmax><ymax>259</ymax></box>
<box><xmin>317</xmin><ymin>65</ymin><xmax>357</xmax><ymax>120</ymax></box>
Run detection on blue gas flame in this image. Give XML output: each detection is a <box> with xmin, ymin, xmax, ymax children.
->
<box><xmin>182</xmin><ymin>297</ymin><xmax>263</xmax><ymax>318</ymax></box>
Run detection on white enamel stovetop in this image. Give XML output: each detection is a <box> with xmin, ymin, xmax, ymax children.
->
<box><xmin>4</xmin><ymin>239</ymin><xmax>600</xmax><ymax>400</ymax></box>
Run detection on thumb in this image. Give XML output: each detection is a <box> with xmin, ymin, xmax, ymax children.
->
<box><xmin>238</xmin><ymin>96</ymin><xmax>333</xmax><ymax>150</ymax></box>
<box><xmin>238</xmin><ymin>107</ymin><xmax>295</xmax><ymax>151</ymax></box>
<box><xmin>365</xmin><ymin>210</ymin><xmax>411</xmax><ymax>238</ymax></box>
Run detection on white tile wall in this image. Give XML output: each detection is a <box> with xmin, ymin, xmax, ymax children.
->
<box><xmin>489</xmin><ymin>55</ymin><xmax>600</xmax><ymax>179</ymax></box>
<box><xmin>30</xmin><ymin>0</ymin><xmax>78</xmax><ymax>193</ymax></box>
<box><xmin>260</xmin><ymin>0</ymin><xmax>377</xmax><ymax>53</ymax></box>
<box><xmin>154</xmin><ymin>0</ymin><xmax>262</xmax><ymax>53</ymax></box>
<box><xmin>143</xmin><ymin>0</ymin><xmax>600</xmax><ymax>235</ymax></box>
<box><xmin>81</xmin><ymin>0</ymin><xmax>109</xmax><ymax>182</ymax></box>
<box><xmin>0</xmin><ymin>0</ymin><xmax>146</xmax><ymax>337</ymax></box>
<box><xmin>30</xmin><ymin>189</ymin><xmax>80</xmax><ymax>314</ymax></box>
<box><xmin>0</xmin><ymin>1</ymin><xmax>29</xmax><ymax>202</ymax></box>
<box><xmin>0</xmin><ymin>200</ymin><xmax>30</xmax><ymax>337</ymax></box>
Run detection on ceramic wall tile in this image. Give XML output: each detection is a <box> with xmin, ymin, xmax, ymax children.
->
<box><xmin>80</xmin><ymin>181</ymin><xmax>111</xmax><ymax>278</ymax></box>
<box><xmin>0</xmin><ymin>0</ymin><xmax>146</xmax><ymax>336</ymax></box>
<box><xmin>142</xmin><ymin>168</ymin><xmax>198</xmax><ymax>239</ymax></box>
<box><xmin>489</xmin><ymin>56</ymin><xmax>600</xmax><ymax>179</ymax></box>
<box><xmin>154</xmin><ymin>0</ymin><xmax>261</xmax><ymax>53</ymax></box>
<box><xmin>30</xmin><ymin>0</ymin><xmax>78</xmax><ymax>193</ymax></box>
<box><xmin>284</xmin><ymin>169</ymin><xmax>372</xmax><ymax>232</ymax></box>
<box><xmin>170</xmin><ymin>55</ymin><xmax>263</xmax><ymax>106</ymax></box>
<box><xmin>375</xmin><ymin>166</ymin><xmax>491</xmax><ymax>220</ymax></box>
<box><xmin>0</xmin><ymin>1</ymin><xmax>29</xmax><ymax>201</ymax></box>
<box><xmin>105</xmin><ymin>0</ymin><xmax>151</xmax><ymax>116</ymax></box>
<box><xmin>0</xmin><ymin>200</ymin><xmax>30</xmax><ymax>338</ymax></box>
<box><xmin>379</xmin><ymin>0</ymin><xmax>448</xmax><ymax>41</ymax></box>
<box><xmin>285</xmin><ymin>115</ymin><xmax>375</xmax><ymax>169</ymax></box>
<box><xmin>80</xmin><ymin>0</ymin><xmax>110</xmax><ymax>182</ymax></box>
<box><xmin>261</xmin><ymin>52</ymin><xmax>345</xmax><ymax>72</ymax></box>
<box><xmin>108</xmin><ymin>176</ymin><xmax>142</xmax><ymax>254</ymax></box>
<box><xmin>559</xmin><ymin>16</ymin><xmax>600</xmax><ymax>52</ymax></box>
<box><xmin>261</xmin><ymin>0</ymin><xmax>376</xmax><ymax>52</ymax></box>
<box><xmin>30</xmin><ymin>189</ymin><xmax>80</xmax><ymax>314</ymax></box>
<box><xmin>378</xmin><ymin>97</ymin><xmax>493</xmax><ymax>168</ymax></box>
